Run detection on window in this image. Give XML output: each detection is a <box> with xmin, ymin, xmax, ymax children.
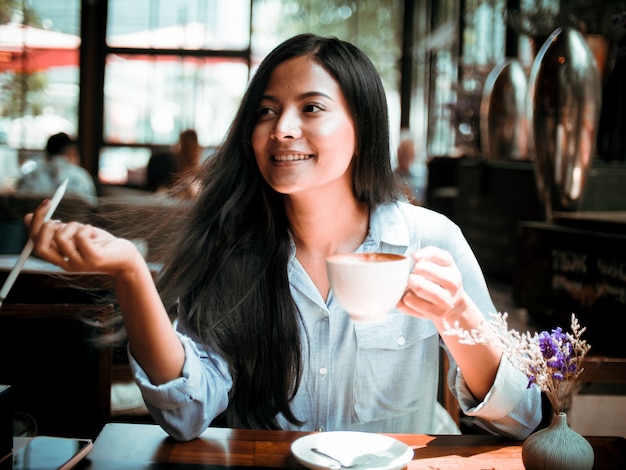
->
<box><xmin>99</xmin><ymin>0</ymin><xmax>251</xmax><ymax>184</ymax></box>
<box><xmin>4</xmin><ymin>0</ymin><xmax>500</xmax><ymax>190</ymax></box>
<box><xmin>424</xmin><ymin>0</ymin><xmax>507</xmax><ymax>159</ymax></box>
<box><xmin>101</xmin><ymin>0</ymin><xmax>404</xmax><ymax>187</ymax></box>
<box><xmin>0</xmin><ymin>0</ymin><xmax>81</xmax><ymax>188</ymax></box>
<box><xmin>104</xmin><ymin>0</ymin><xmax>251</xmax><ymax>149</ymax></box>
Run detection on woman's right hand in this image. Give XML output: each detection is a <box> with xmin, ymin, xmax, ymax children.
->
<box><xmin>28</xmin><ymin>198</ymin><xmax>186</xmax><ymax>385</ymax></box>
<box><xmin>25</xmin><ymin>198</ymin><xmax>144</xmax><ymax>277</ymax></box>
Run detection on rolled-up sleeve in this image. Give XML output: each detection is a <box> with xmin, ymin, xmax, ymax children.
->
<box><xmin>453</xmin><ymin>355</ymin><xmax>542</xmax><ymax>439</ymax></box>
<box><xmin>129</xmin><ymin>332</ymin><xmax>233</xmax><ymax>441</ymax></box>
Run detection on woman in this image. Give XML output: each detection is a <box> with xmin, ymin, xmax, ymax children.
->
<box><xmin>146</xmin><ymin>128</ymin><xmax>203</xmax><ymax>198</ymax></box>
<box><xmin>26</xmin><ymin>34</ymin><xmax>541</xmax><ymax>441</ymax></box>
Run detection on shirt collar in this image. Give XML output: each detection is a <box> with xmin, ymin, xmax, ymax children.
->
<box><xmin>363</xmin><ymin>202</ymin><xmax>410</xmax><ymax>252</ymax></box>
<box><xmin>288</xmin><ymin>202</ymin><xmax>410</xmax><ymax>261</ymax></box>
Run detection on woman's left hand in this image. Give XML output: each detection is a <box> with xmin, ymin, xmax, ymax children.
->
<box><xmin>398</xmin><ymin>246</ymin><xmax>502</xmax><ymax>400</ymax></box>
<box><xmin>397</xmin><ymin>246</ymin><xmax>468</xmax><ymax>324</ymax></box>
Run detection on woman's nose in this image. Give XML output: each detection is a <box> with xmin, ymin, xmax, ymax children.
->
<box><xmin>271</xmin><ymin>111</ymin><xmax>302</xmax><ymax>140</ymax></box>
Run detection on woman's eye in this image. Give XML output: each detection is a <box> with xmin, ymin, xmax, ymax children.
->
<box><xmin>303</xmin><ymin>103</ymin><xmax>323</xmax><ymax>113</ymax></box>
<box><xmin>257</xmin><ymin>106</ymin><xmax>276</xmax><ymax>117</ymax></box>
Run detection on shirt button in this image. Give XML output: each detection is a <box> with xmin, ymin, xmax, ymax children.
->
<box><xmin>323</xmin><ymin>310</ymin><xmax>329</xmax><ymax>318</ymax></box>
<box><xmin>316</xmin><ymin>426</ymin><xmax>325</xmax><ymax>432</ymax></box>
<box><xmin>396</xmin><ymin>336</ymin><xmax>406</xmax><ymax>346</ymax></box>
<box><xmin>319</xmin><ymin>367</ymin><xmax>328</xmax><ymax>376</ymax></box>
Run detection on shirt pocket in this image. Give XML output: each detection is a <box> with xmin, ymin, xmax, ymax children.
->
<box><xmin>352</xmin><ymin>313</ymin><xmax>439</xmax><ymax>423</ymax></box>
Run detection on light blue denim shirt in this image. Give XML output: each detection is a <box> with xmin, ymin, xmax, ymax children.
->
<box><xmin>131</xmin><ymin>202</ymin><xmax>542</xmax><ymax>441</ymax></box>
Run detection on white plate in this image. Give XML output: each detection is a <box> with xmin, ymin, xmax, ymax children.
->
<box><xmin>291</xmin><ymin>431</ymin><xmax>413</xmax><ymax>470</ymax></box>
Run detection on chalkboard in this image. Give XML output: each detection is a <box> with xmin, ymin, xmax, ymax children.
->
<box><xmin>514</xmin><ymin>221</ymin><xmax>626</xmax><ymax>357</ymax></box>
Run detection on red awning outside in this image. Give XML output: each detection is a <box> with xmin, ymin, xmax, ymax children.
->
<box><xmin>0</xmin><ymin>23</ymin><xmax>80</xmax><ymax>73</ymax></box>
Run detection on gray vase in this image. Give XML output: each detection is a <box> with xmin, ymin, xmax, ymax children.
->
<box><xmin>480</xmin><ymin>58</ymin><xmax>528</xmax><ymax>161</ymax></box>
<box><xmin>528</xmin><ymin>27</ymin><xmax>602</xmax><ymax>220</ymax></box>
<box><xmin>522</xmin><ymin>412</ymin><xmax>594</xmax><ymax>470</ymax></box>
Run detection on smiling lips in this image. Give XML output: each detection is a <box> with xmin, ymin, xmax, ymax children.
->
<box><xmin>273</xmin><ymin>154</ymin><xmax>312</xmax><ymax>162</ymax></box>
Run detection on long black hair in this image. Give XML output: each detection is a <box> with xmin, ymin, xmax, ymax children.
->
<box><xmin>157</xmin><ymin>34</ymin><xmax>398</xmax><ymax>429</ymax></box>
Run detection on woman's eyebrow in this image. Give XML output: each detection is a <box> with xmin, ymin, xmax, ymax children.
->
<box><xmin>298</xmin><ymin>91</ymin><xmax>333</xmax><ymax>101</ymax></box>
<box><xmin>260</xmin><ymin>91</ymin><xmax>334</xmax><ymax>102</ymax></box>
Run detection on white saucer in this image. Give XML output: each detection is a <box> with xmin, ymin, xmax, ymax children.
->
<box><xmin>291</xmin><ymin>431</ymin><xmax>413</xmax><ymax>470</ymax></box>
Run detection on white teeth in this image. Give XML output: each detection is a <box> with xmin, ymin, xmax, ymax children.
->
<box><xmin>274</xmin><ymin>154</ymin><xmax>310</xmax><ymax>161</ymax></box>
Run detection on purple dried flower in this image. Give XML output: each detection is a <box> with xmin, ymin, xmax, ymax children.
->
<box><xmin>538</xmin><ymin>326</ymin><xmax>577</xmax><ymax>385</ymax></box>
<box><xmin>538</xmin><ymin>328</ymin><xmax>564</xmax><ymax>359</ymax></box>
<box><xmin>546</xmin><ymin>359</ymin><xmax>561</xmax><ymax>369</ymax></box>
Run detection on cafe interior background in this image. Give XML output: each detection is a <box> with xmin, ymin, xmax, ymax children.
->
<box><xmin>0</xmin><ymin>0</ymin><xmax>625</xmax><ymax>440</ymax></box>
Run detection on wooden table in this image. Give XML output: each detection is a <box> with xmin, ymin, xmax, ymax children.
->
<box><xmin>80</xmin><ymin>422</ymin><xmax>626</xmax><ymax>469</ymax></box>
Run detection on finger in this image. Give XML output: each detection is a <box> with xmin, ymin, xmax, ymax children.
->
<box><xmin>61</xmin><ymin>249</ymin><xmax>82</xmax><ymax>269</ymax></box>
<box><xmin>69</xmin><ymin>224</ymin><xmax>98</xmax><ymax>262</ymax></box>
<box><xmin>411</xmin><ymin>258</ymin><xmax>460</xmax><ymax>297</ymax></box>
<box><xmin>24</xmin><ymin>213</ymin><xmax>33</xmax><ymax>228</ymax></box>
<box><xmin>54</xmin><ymin>222</ymin><xmax>84</xmax><ymax>257</ymax></box>
<box><xmin>32</xmin><ymin>219</ymin><xmax>63</xmax><ymax>259</ymax></box>
<box><xmin>406</xmin><ymin>273</ymin><xmax>456</xmax><ymax>309</ymax></box>
<box><xmin>398</xmin><ymin>289</ymin><xmax>432</xmax><ymax>315</ymax></box>
<box><xmin>411</xmin><ymin>246</ymin><xmax>454</xmax><ymax>267</ymax></box>
<box><xmin>25</xmin><ymin>199</ymin><xmax>51</xmax><ymax>235</ymax></box>
<box><xmin>65</xmin><ymin>224</ymin><xmax>107</xmax><ymax>270</ymax></box>
<box><xmin>72</xmin><ymin>224</ymin><xmax>99</xmax><ymax>257</ymax></box>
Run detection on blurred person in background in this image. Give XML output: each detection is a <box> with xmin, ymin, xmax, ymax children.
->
<box><xmin>147</xmin><ymin>129</ymin><xmax>203</xmax><ymax>199</ymax></box>
<box><xmin>17</xmin><ymin>132</ymin><xmax>97</xmax><ymax>205</ymax></box>
<box><xmin>394</xmin><ymin>131</ymin><xmax>424</xmax><ymax>205</ymax></box>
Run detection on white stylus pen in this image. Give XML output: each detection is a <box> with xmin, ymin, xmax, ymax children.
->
<box><xmin>0</xmin><ymin>179</ymin><xmax>69</xmax><ymax>307</ymax></box>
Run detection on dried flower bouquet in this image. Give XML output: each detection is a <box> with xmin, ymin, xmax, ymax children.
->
<box><xmin>443</xmin><ymin>313</ymin><xmax>591</xmax><ymax>413</ymax></box>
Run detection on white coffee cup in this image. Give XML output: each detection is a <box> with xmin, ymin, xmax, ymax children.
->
<box><xmin>326</xmin><ymin>252</ymin><xmax>411</xmax><ymax>322</ymax></box>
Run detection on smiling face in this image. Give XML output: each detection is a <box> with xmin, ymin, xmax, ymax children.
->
<box><xmin>251</xmin><ymin>55</ymin><xmax>357</xmax><ymax>197</ymax></box>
